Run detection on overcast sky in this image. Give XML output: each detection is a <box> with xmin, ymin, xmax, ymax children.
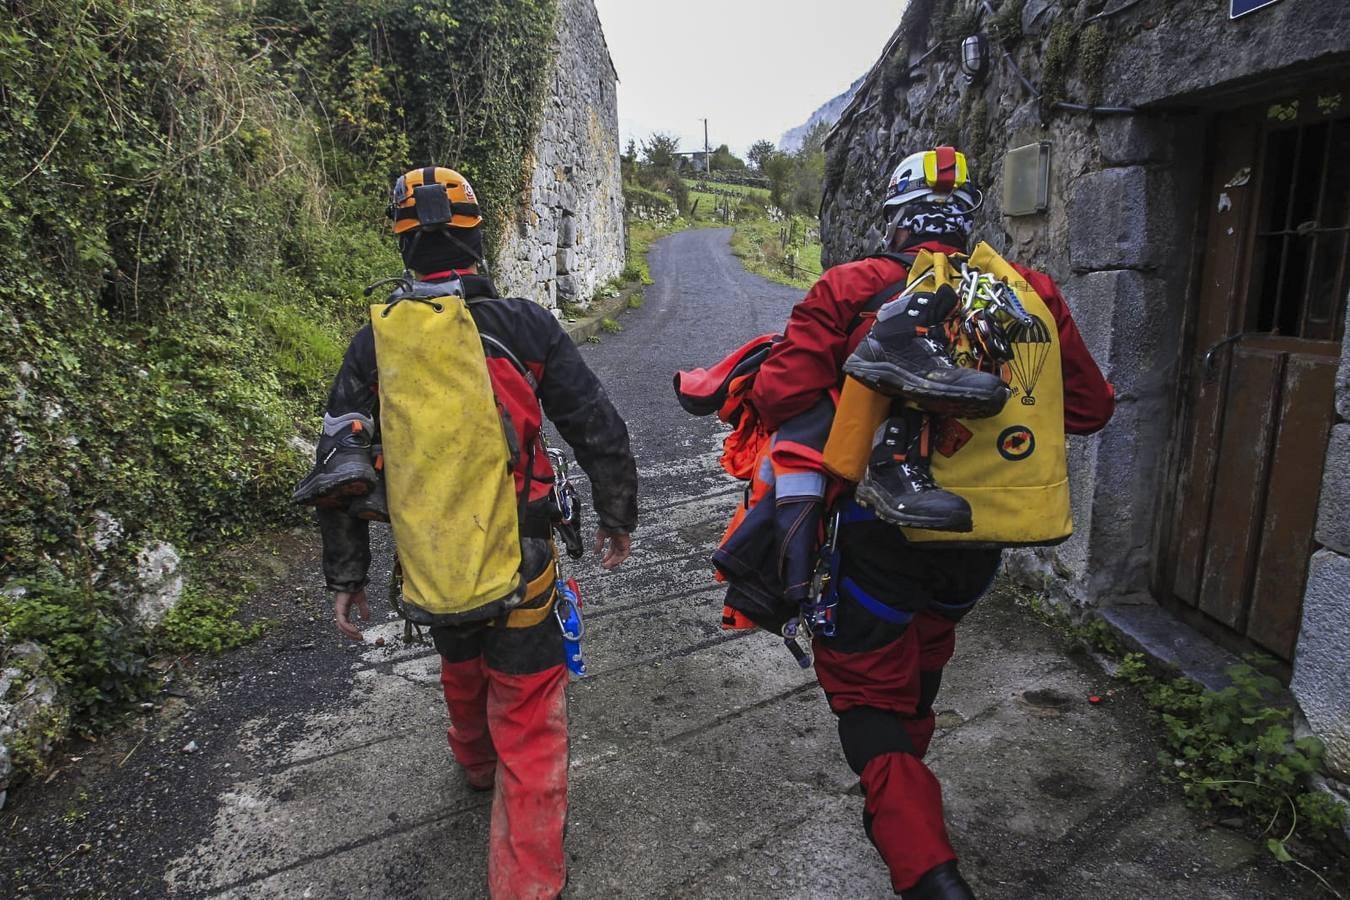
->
<box><xmin>592</xmin><ymin>0</ymin><xmax>909</xmax><ymax>158</ymax></box>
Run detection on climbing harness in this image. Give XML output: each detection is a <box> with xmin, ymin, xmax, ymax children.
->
<box><xmin>546</xmin><ymin>445</ymin><xmax>587</xmax><ymax>676</ymax></box>
<box><xmin>548</xmin><ymin>448</ymin><xmax>585</xmax><ymax>559</ymax></box>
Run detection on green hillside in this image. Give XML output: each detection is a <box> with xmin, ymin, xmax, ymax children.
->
<box><xmin>0</xmin><ymin>0</ymin><xmax>557</xmax><ymax>733</ymax></box>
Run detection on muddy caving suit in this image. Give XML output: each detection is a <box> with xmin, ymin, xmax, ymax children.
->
<box><xmin>748</xmin><ymin>242</ymin><xmax>1114</xmax><ymax>893</ymax></box>
<box><xmin>318</xmin><ymin>272</ymin><xmax>637</xmax><ymax>899</ymax></box>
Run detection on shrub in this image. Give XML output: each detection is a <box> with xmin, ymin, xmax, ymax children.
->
<box><xmin>159</xmin><ymin>589</ymin><xmax>269</xmax><ymax>655</ymax></box>
<box><xmin>0</xmin><ymin>0</ymin><xmax>562</xmax><ymax>756</ymax></box>
<box><xmin>0</xmin><ymin>580</ymin><xmax>151</xmax><ymax>729</ymax></box>
<box><xmin>624</xmin><ymin>183</ymin><xmax>677</xmax><ymax>222</ymax></box>
<box><xmin>736</xmin><ymin>194</ymin><xmax>771</xmax><ymax>220</ymax></box>
<box><xmin>1117</xmin><ymin>654</ymin><xmax>1347</xmax><ymax>861</ymax></box>
<box><xmin>988</xmin><ymin>0</ymin><xmax>1028</xmax><ymax>45</ymax></box>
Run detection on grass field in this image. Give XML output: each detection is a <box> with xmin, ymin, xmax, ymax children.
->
<box><xmin>623</xmin><ymin>183</ymin><xmax>821</xmax><ymax>293</ymax></box>
<box><xmin>688</xmin><ymin>190</ymin><xmax>736</xmax><ymax>222</ymax></box>
<box><xmin>729</xmin><ymin>216</ymin><xmax>823</xmax><ymax>290</ymax></box>
<box><xmin>682</xmin><ymin>178</ymin><xmax>772</xmax><ymax>201</ymax></box>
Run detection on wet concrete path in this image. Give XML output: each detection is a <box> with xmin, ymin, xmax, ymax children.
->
<box><xmin>1</xmin><ymin>229</ymin><xmax>1312</xmax><ymax>898</ymax></box>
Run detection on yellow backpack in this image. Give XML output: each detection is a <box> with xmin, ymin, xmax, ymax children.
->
<box><xmin>823</xmin><ymin>242</ymin><xmax>1072</xmax><ymax>547</ymax></box>
<box><xmin>371</xmin><ymin>288</ymin><xmax>524</xmax><ymax>623</ymax></box>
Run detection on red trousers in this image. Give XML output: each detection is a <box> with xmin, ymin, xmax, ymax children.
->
<box><xmin>439</xmin><ymin>648</ymin><xmax>568</xmax><ymax>900</ymax></box>
<box><xmin>814</xmin><ymin>610</ymin><xmax>961</xmax><ymax>894</ymax></box>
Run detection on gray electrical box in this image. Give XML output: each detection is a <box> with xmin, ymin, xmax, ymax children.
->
<box><xmin>1002</xmin><ymin>142</ymin><xmax>1051</xmax><ymax>216</ymax></box>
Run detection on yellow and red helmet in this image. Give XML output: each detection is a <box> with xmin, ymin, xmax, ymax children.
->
<box><xmin>883</xmin><ymin>146</ymin><xmax>981</xmax><ymax>213</ymax></box>
<box><xmin>388</xmin><ymin>166</ymin><xmax>483</xmax><ymax>234</ymax></box>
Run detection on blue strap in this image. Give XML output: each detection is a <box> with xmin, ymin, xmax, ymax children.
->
<box><xmin>840</xmin><ymin>577</ymin><xmax>913</xmax><ymax>627</ymax></box>
<box><xmin>838</xmin><ymin>497</ymin><xmax>877</xmax><ymax>526</ymax></box>
<box><xmin>777</xmin><ymin>471</ymin><xmax>826</xmax><ymax>500</ymax></box>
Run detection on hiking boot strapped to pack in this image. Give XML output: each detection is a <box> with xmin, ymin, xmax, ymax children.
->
<box><xmin>292</xmin><ymin>412</ymin><xmax>378</xmax><ymax>507</ymax></box>
<box><xmin>843</xmin><ymin>283</ymin><xmax>1010</xmax><ymax>419</ymax></box>
<box><xmin>854</xmin><ymin>407</ymin><xmax>973</xmax><ymax>532</ymax></box>
<box><xmin>347</xmin><ymin>444</ymin><xmax>389</xmax><ymax>522</ymax></box>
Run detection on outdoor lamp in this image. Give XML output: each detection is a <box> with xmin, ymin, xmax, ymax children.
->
<box><xmin>960</xmin><ymin>33</ymin><xmax>990</xmax><ymax>81</ymax></box>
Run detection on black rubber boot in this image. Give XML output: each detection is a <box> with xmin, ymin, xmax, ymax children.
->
<box><xmin>902</xmin><ymin>861</ymin><xmax>975</xmax><ymax>899</ymax></box>
<box><xmin>854</xmin><ymin>411</ymin><xmax>972</xmax><ymax>532</ymax></box>
<box><xmin>347</xmin><ymin>445</ymin><xmax>388</xmax><ymax>522</ymax></box>
<box><xmin>292</xmin><ymin>413</ymin><xmax>377</xmax><ymax>507</ymax></box>
<box><xmin>844</xmin><ymin>284</ymin><xmax>1010</xmax><ymax>419</ymax></box>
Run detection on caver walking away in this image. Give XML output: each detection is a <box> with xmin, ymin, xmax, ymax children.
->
<box><xmin>295</xmin><ymin>166</ymin><xmax>638</xmax><ymax>899</ymax></box>
<box><xmin>676</xmin><ymin>146</ymin><xmax>1113</xmax><ymax>898</ymax></box>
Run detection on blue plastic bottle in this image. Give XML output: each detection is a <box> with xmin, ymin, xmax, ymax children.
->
<box><xmin>555</xmin><ymin>578</ymin><xmax>587</xmax><ymax>677</ymax></box>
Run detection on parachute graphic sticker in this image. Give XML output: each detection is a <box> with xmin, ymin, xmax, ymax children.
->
<box><xmin>1006</xmin><ymin>315</ymin><xmax>1052</xmax><ymax>406</ymax></box>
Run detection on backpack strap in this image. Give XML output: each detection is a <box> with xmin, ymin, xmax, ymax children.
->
<box><xmin>868</xmin><ymin>250</ymin><xmax>919</xmax><ymax>268</ymax></box>
<box><xmin>846</xmin><ymin>252</ymin><xmax>920</xmax><ymax>336</ymax></box>
<box><xmin>465</xmin><ymin>296</ymin><xmax>536</xmax><ymax>390</ymax></box>
<box><xmin>475</xmin><ymin>328</ymin><xmax>549</xmax><ymax>535</ymax></box>
<box><xmin>478</xmin><ymin>332</ymin><xmax>538</xmax><ymax>391</ymax></box>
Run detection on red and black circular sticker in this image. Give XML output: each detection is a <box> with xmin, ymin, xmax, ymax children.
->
<box><xmin>997</xmin><ymin>425</ymin><xmax>1035</xmax><ymax>461</ymax></box>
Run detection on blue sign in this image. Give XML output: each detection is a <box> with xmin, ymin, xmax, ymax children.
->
<box><xmin>1231</xmin><ymin>0</ymin><xmax>1283</xmax><ymax>18</ymax></box>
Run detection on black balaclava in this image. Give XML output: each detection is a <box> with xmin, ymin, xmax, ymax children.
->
<box><xmin>891</xmin><ymin>199</ymin><xmax>974</xmax><ymax>252</ymax></box>
<box><xmin>898</xmin><ymin>230</ymin><xmax>971</xmax><ymax>253</ymax></box>
<box><xmin>398</xmin><ymin>225</ymin><xmax>484</xmax><ymax>274</ymax></box>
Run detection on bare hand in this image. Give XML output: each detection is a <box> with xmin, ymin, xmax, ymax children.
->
<box><xmin>334</xmin><ymin>589</ymin><xmax>370</xmax><ymax>641</ymax></box>
<box><xmin>594</xmin><ymin>528</ymin><xmax>632</xmax><ymax>570</ymax></box>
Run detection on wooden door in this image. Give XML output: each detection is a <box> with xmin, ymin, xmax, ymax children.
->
<box><xmin>1159</xmin><ymin>90</ymin><xmax>1349</xmax><ymax>661</ymax></box>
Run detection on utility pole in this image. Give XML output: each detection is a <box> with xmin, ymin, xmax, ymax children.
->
<box><xmin>700</xmin><ymin>118</ymin><xmax>710</xmax><ymax>174</ymax></box>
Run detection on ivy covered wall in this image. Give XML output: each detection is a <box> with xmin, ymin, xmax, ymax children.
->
<box><xmin>0</xmin><ymin>0</ymin><xmax>559</xmax><ymax>754</ymax></box>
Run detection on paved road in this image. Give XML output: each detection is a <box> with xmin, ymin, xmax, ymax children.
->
<box><xmin>2</xmin><ymin>228</ymin><xmax>1312</xmax><ymax>898</ymax></box>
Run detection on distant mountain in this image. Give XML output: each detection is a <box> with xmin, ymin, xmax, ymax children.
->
<box><xmin>778</xmin><ymin>75</ymin><xmax>866</xmax><ymax>152</ymax></box>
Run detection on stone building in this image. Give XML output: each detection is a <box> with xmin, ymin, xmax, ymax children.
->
<box><xmin>821</xmin><ymin>0</ymin><xmax>1350</xmax><ymax>785</ymax></box>
<box><xmin>494</xmin><ymin>0</ymin><xmax>625</xmax><ymax>310</ymax></box>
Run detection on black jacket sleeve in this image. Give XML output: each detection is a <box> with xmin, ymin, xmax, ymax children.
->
<box><xmin>318</xmin><ymin>326</ymin><xmax>377</xmax><ymax>592</ymax></box>
<box><xmin>325</xmin><ymin>325</ymin><xmax>379</xmax><ymax>419</ymax></box>
<box><xmin>317</xmin><ymin>507</ymin><xmax>371</xmax><ymax>592</ymax></box>
<box><xmin>531</xmin><ymin>305</ymin><xmax>639</xmax><ymax>532</ymax></box>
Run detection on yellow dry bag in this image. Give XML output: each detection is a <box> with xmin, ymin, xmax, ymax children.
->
<box><xmin>371</xmin><ymin>293</ymin><xmax>524</xmax><ymax>623</ymax></box>
<box><xmin>823</xmin><ymin>242</ymin><xmax>1072</xmax><ymax>547</ymax></box>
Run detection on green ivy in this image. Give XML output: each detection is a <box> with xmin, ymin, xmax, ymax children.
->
<box><xmin>158</xmin><ymin>588</ymin><xmax>269</xmax><ymax>655</ymax></box>
<box><xmin>253</xmin><ymin>0</ymin><xmax>559</xmax><ymax>261</ymax></box>
<box><xmin>0</xmin><ymin>579</ymin><xmax>152</xmax><ymax>729</ymax></box>
<box><xmin>0</xmin><ymin>0</ymin><xmax>561</xmax><ymax>755</ymax></box>
<box><xmin>1116</xmin><ymin>654</ymin><xmax>1347</xmax><ymax>861</ymax></box>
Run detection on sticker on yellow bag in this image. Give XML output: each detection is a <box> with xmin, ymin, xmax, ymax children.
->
<box><xmin>822</xmin><ymin>242</ymin><xmax>1072</xmax><ymax>547</ymax></box>
<box><xmin>902</xmin><ymin>243</ymin><xmax>1072</xmax><ymax>546</ymax></box>
<box><xmin>371</xmin><ymin>294</ymin><xmax>523</xmax><ymax>623</ymax></box>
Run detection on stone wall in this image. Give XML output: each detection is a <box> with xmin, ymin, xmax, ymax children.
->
<box><xmin>822</xmin><ymin>0</ymin><xmax>1350</xmax><ymax>600</ymax></box>
<box><xmin>1292</xmin><ymin>317</ymin><xmax>1350</xmax><ymax>779</ymax></box>
<box><xmin>820</xmin><ymin>0</ymin><xmax>1350</xmax><ymax>773</ymax></box>
<box><xmin>494</xmin><ymin>0</ymin><xmax>624</xmax><ymax>310</ymax></box>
